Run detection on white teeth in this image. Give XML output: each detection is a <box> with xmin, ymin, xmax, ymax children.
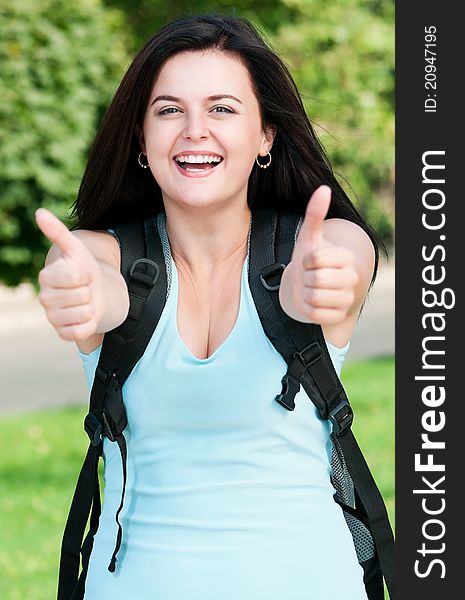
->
<box><xmin>175</xmin><ymin>155</ymin><xmax>222</xmax><ymax>164</ymax></box>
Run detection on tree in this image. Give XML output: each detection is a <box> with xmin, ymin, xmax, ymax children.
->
<box><xmin>0</xmin><ymin>0</ymin><xmax>130</xmax><ymax>286</ymax></box>
<box><xmin>269</xmin><ymin>0</ymin><xmax>394</xmax><ymax>241</ymax></box>
<box><xmin>0</xmin><ymin>0</ymin><xmax>394</xmax><ymax>287</ymax></box>
<box><xmin>102</xmin><ymin>0</ymin><xmax>303</xmax><ymax>51</ymax></box>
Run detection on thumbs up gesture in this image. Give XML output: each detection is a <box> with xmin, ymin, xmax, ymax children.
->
<box><xmin>35</xmin><ymin>208</ymin><xmax>105</xmax><ymax>341</ymax></box>
<box><xmin>279</xmin><ymin>185</ymin><xmax>360</xmax><ymax>325</ymax></box>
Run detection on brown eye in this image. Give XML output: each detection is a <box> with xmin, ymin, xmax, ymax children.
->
<box><xmin>158</xmin><ymin>107</ymin><xmax>181</xmax><ymax>116</ymax></box>
<box><xmin>212</xmin><ymin>106</ymin><xmax>234</xmax><ymax>114</ymax></box>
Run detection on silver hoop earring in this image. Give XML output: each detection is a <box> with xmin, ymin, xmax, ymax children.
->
<box><xmin>138</xmin><ymin>152</ymin><xmax>149</xmax><ymax>169</ymax></box>
<box><xmin>255</xmin><ymin>151</ymin><xmax>272</xmax><ymax>170</ymax></box>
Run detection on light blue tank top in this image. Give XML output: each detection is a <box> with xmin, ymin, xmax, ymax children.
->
<box><xmin>79</xmin><ymin>213</ymin><xmax>367</xmax><ymax>600</ymax></box>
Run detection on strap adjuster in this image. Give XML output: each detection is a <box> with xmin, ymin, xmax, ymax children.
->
<box><xmin>260</xmin><ymin>263</ymin><xmax>287</xmax><ymax>291</ymax></box>
<box><xmin>95</xmin><ymin>365</ymin><xmax>113</xmax><ymax>386</ymax></box>
<box><xmin>129</xmin><ymin>258</ymin><xmax>160</xmax><ymax>287</ymax></box>
<box><xmin>293</xmin><ymin>342</ymin><xmax>322</xmax><ymax>367</ymax></box>
<box><xmin>329</xmin><ymin>400</ymin><xmax>353</xmax><ymax>435</ymax></box>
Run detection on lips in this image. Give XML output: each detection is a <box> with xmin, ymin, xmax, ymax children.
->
<box><xmin>173</xmin><ymin>152</ymin><xmax>224</xmax><ymax>171</ymax></box>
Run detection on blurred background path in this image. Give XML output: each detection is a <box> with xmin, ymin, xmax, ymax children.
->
<box><xmin>0</xmin><ymin>256</ymin><xmax>394</xmax><ymax>415</ymax></box>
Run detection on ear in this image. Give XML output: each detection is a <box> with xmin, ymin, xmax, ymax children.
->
<box><xmin>259</xmin><ymin>125</ymin><xmax>277</xmax><ymax>156</ymax></box>
<box><xmin>135</xmin><ymin>124</ymin><xmax>146</xmax><ymax>153</ymax></box>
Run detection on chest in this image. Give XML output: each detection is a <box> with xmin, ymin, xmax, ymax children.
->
<box><xmin>175</xmin><ymin>262</ymin><xmax>245</xmax><ymax>360</ymax></box>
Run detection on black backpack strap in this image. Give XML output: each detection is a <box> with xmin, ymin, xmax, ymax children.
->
<box><xmin>249</xmin><ymin>208</ymin><xmax>351</xmax><ymax>429</ymax></box>
<box><xmin>337</xmin><ymin>432</ymin><xmax>395</xmax><ymax>598</ymax></box>
<box><xmin>58</xmin><ymin>216</ymin><xmax>168</xmax><ymax>599</ymax></box>
<box><xmin>248</xmin><ymin>207</ymin><xmax>394</xmax><ymax>599</ymax></box>
<box><xmin>58</xmin><ymin>442</ymin><xmax>102</xmax><ymax>599</ymax></box>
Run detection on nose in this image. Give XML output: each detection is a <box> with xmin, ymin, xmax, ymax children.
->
<box><xmin>182</xmin><ymin>111</ymin><xmax>209</xmax><ymax>142</ymax></box>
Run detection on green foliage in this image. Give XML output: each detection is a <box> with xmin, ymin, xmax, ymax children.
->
<box><xmin>1</xmin><ymin>0</ymin><xmax>394</xmax><ymax>287</ymax></box>
<box><xmin>102</xmin><ymin>0</ymin><xmax>303</xmax><ymax>50</ymax></box>
<box><xmin>268</xmin><ymin>0</ymin><xmax>394</xmax><ymax>240</ymax></box>
<box><xmin>0</xmin><ymin>405</ymin><xmax>88</xmax><ymax>599</ymax></box>
<box><xmin>0</xmin><ymin>0</ymin><xmax>130</xmax><ymax>286</ymax></box>
<box><xmin>0</xmin><ymin>356</ymin><xmax>394</xmax><ymax>599</ymax></box>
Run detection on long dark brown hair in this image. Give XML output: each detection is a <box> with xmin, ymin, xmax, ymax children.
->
<box><xmin>71</xmin><ymin>13</ymin><xmax>386</xmax><ymax>284</ymax></box>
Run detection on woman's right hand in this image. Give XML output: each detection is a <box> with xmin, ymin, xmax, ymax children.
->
<box><xmin>35</xmin><ymin>208</ymin><xmax>106</xmax><ymax>342</ymax></box>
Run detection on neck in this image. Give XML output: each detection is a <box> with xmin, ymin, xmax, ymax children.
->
<box><xmin>163</xmin><ymin>202</ymin><xmax>251</xmax><ymax>276</ymax></box>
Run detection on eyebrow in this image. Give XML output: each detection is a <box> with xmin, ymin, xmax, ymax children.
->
<box><xmin>151</xmin><ymin>94</ymin><xmax>243</xmax><ymax>106</ymax></box>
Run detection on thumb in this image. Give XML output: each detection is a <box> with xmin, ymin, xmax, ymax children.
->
<box><xmin>35</xmin><ymin>208</ymin><xmax>84</xmax><ymax>257</ymax></box>
<box><xmin>300</xmin><ymin>185</ymin><xmax>332</xmax><ymax>249</ymax></box>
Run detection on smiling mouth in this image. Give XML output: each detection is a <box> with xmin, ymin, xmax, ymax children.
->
<box><xmin>174</xmin><ymin>155</ymin><xmax>224</xmax><ymax>171</ymax></box>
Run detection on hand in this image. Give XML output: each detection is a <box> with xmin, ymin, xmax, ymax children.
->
<box><xmin>35</xmin><ymin>208</ymin><xmax>105</xmax><ymax>341</ymax></box>
<box><xmin>279</xmin><ymin>185</ymin><xmax>359</xmax><ymax>325</ymax></box>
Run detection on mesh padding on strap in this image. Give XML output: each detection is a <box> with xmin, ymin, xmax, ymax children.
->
<box><xmin>343</xmin><ymin>511</ymin><xmax>375</xmax><ymax>563</ymax></box>
<box><xmin>331</xmin><ymin>434</ymin><xmax>375</xmax><ymax>563</ymax></box>
<box><xmin>330</xmin><ymin>433</ymin><xmax>355</xmax><ymax>506</ymax></box>
<box><xmin>156</xmin><ymin>213</ymin><xmax>172</xmax><ymax>300</ymax></box>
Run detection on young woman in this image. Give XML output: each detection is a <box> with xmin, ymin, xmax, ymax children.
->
<box><xmin>36</xmin><ymin>14</ymin><xmax>387</xmax><ymax>600</ymax></box>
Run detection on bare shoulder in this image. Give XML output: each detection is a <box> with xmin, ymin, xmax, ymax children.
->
<box><xmin>320</xmin><ymin>218</ymin><xmax>376</xmax><ymax>348</ymax></box>
<box><xmin>45</xmin><ymin>228</ymin><xmax>121</xmax><ymax>272</ymax></box>
<box><xmin>322</xmin><ymin>218</ymin><xmax>375</xmax><ymax>280</ymax></box>
<box><xmin>72</xmin><ymin>229</ymin><xmax>121</xmax><ymax>270</ymax></box>
<box><xmin>323</xmin><ymin>218</ymin><xmax>374</xmax><ymax>254</ymax></box>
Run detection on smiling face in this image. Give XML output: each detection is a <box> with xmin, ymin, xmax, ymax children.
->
<box><xmin>138</xmin><ymin>50</ymin><xmax>274</xmax><ymax>212</ymax></box>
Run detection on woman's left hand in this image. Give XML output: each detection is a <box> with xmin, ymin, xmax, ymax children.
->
<box><xmin>279</xmin><ymin>185</ymin><xmax>361</xmax><ymax>325</ymax></box>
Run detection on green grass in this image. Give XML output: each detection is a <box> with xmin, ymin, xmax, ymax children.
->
<box><xmin>0</xmin><ymin>405</ymin><xmax>89</xmax><ymax>600</ymax></box>
<box><xmin>0</xmin><ymin>356</ymin><xmax>394</xmax><ymax>599</ymax></box>
<box><xmin>342</xmin><ymin>355</ymin><xmax>395</xmax><ymax>527</ymax></box>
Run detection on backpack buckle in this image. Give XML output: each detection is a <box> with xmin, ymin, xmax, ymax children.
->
<box><xmin>129</xmin><ymin>258</ymin><xmax>160</xmax><ymax>287</ymax></box>
<box><xmin>84</xmin><ymin>411</ymin><xmax>103</xmax><ymax>446</ymax></box>
<box><xmin>260</xmin><ymin>263</ymin><xmax>287</xmax><ymax>291</ymax></box>
<box><xmin>274</xmin><ymin>344</ymin><xmax>322</xmax><ymax>412</ymax></box>
<box><xmin>329</xmin><ymin>400</ymin><xmax>353</xmax><ymax>435</ymax></box>
<box><xmin>275</xmin><ymin>373</ymin><xmax>300</xmax><ymax>411</ymax></box>
<box><xmin>101</xmin><ymin>412</ymin><xmax>115</xmax><ymax>442</ymax></box>
<box><xmin>84</xmin><ymin>411</ymin><xmax>117</xmax><ymax>445</ymax></box>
